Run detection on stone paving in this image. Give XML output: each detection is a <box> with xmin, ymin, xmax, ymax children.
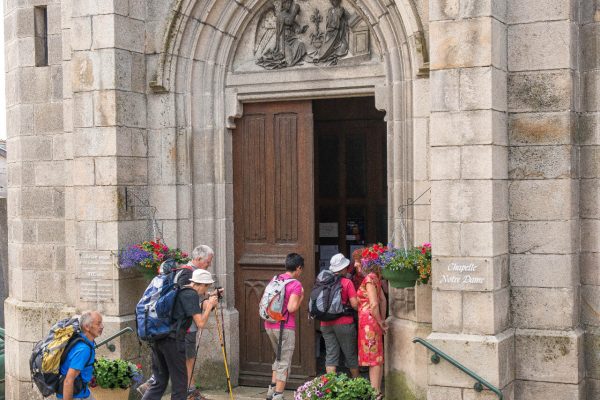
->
<box><xmin>160</xmin><ymin>386</ymin><xmax>295</xmax><ymax>400</ymax></box>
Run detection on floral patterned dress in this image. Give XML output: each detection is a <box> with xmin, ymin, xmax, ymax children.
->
<box><xmin>357</xmin><ymin>272</ymin><xmax>384</xmax><ymax>366</ymax></box>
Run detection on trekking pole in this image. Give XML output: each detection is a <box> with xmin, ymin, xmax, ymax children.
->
<box><xmin>214</xmin><ymin>306</ymin><xmax>235</xmax><ymax>400</ymax></box>
<box><xmin>216</xmin><ymin>288</ymin><xmax>229</xmax><ymax>364</ymax></box>
<box><xmin>188</xmin><ymin>328</ymin><xmax>204</xmax><ymax>394</ymax></box>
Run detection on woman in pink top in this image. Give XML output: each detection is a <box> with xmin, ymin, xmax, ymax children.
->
<box><xmin>320</xmin><ymin>253</ymin><xmax>359</xmax><ymax>377</ymax></box>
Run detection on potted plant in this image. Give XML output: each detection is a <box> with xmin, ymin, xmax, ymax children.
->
<box><xmin>118</xmin><ymin>238</ymin><xmax>190</xmax><ymax>279</ymax></box>
<box><xmin>362</xmin><ymin>243</ymin><xmax>431</xmax><ymax>288</ymax></box>
<box><xmin>295</xmin><ymin>372</ymin><xmax>376</xmax><ymax>400</ymax></box>
<box><xmin>90</xmin><ymin>357</ymin><xmax>144</xmax><ymax>400</ymax></box>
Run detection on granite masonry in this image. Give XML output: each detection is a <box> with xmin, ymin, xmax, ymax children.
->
<box><xmin>3</xmin><ymin>0</ymin><xmax>600</xmax><ymax>399</ymax></box>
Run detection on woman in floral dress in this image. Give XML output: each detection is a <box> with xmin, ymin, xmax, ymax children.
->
<box><xmin>357</xmin><ymin>259</ymin><xmax>387</xmax><ymax>398</ymax></box>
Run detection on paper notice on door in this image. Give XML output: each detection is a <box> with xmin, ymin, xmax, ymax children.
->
<box><xmin>319</xmin><ymin>223</ymin><xmax>338</xmax><ymax>238</ymax></box>
<box><xmin>320</xmin><ymin>245</ymin><xmax>339</xmax><ymax>262</ymax></box>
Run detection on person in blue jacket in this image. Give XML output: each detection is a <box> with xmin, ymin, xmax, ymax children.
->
<box><xmin>58</xmin><ymin>311</ymin><xmax>104</xmax><ymax>400</ymax></box>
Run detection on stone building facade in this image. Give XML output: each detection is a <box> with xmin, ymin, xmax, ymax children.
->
<box><xmin>3</xmin><ymin>0</ymin><xmax>599</xmax><ymax>399</ymax></box>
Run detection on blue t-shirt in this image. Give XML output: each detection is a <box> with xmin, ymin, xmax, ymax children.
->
<box><xmin>57</xmin><ymin>334</ymin><xmax>95</xmax><ymax>399</ymax></box>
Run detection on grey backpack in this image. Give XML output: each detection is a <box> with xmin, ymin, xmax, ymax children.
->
<box><xmin>309</xmin><ymin>270</ymin><xmax>352</xmax><ymax>321</ymax></box>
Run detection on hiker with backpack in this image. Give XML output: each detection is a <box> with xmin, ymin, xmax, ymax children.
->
<box><xmin>141</xmin><ymin>268</ymin><xmax>218</xmax><ymax>400</ymax></box>
<box><xmin>312</xmin><ymin>253</ymin><xmax>359</xmax><ymax>378</ymax></box>
<box><xmin>261</xmin><ymin>253</ymin><xmax>305</xmax><ymax>400</ymax></box>
<box><xmin>58</xmin><ymin>311</ymin><xmax>104</xmax><ymax>400</ymax></box>
<box><xmin>137</xmin><ymin>245</ymin><xmax>218</xmax><ymax>397</ymax></box>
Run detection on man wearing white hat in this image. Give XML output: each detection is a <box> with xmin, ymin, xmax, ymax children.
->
<box><xmin>320</xmin><ymin>253</ymin><xmax>359</xmax><ymax>378</ymax></box>
<box><xmin>142</xmin><ymin>269</ymin><xmax>219</xmax><ymax>400</ymax></box>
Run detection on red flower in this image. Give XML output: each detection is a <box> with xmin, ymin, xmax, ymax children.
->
<box><xmin>421</xmin><ymin>247</ymin><xmax>427</xmax><ymax>254</ymax></box>
<box><xmin>326</xmin><ymin>389</ymin><xmax>331</xmax><ymax>393</ymax></box>
<box><xmin>136</xmin><ymin>363</ymin><xmax>142</xmax><ymax>369</ymax></box>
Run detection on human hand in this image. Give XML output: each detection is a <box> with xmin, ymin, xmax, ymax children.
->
<box><xmin>207</xmin><ymin>295</ymin><xmax>219</xmax><ymax>310</ymax></box>
<box><xmin>379</xmin><ymin>320</ymin><xmax>388</xmax><ymax>335</ymax></box>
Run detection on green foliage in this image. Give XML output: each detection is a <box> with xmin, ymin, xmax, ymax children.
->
<box><xmin>92</xmin><ymin>358</ymin><xmax>143</xmax><ymax>389</ymax></box>
<box><xmin>295</xmin><ymin>372</ymin><xmax>377</xmax><ymax>400</ymax></box>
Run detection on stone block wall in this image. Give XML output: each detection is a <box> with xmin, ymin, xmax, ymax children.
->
<box><xmin>507</xmin><ymin>0</ymin><xmax>584</xmax><ymax>398</ymax></box>
<box><xmin>429</xmin><ymin>0</ymin><xmax>514</xmax><ymax>398</ymax></box>
<box><xmin>580</xmin><ymin>1</ymin><xmax>600</xmax><ymax>398</ymax></box>
<box><xmin>4</xmin><ymin>0</ymin><xmax>69</xmax><ymax>396</ymax></box>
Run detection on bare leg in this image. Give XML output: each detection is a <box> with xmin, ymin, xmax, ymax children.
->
<box><xmin>275</xmin><ymin>370</ymin><xmax>288</xmax><ymax>393</ymax></box>
<box><xmin>325</xmin><ymin>366</ymin><xmax>337</xmax><ymax>374</ymax></box>
<box><xmin>349</xmin><ymin>368</ymin><xmax>359</xmax><ymax>378</ymax></box>
<box><xmin>186</xmin><ymin>358</ymin><xmax>195</xmax><ymax>389</ymax></box>
<box><xmin>369</xmin><ymin>365</ymin><xmax>383</xmax><ymax>393</ymax></box>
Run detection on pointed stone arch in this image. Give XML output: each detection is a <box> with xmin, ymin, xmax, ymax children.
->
<box><xmin>146</xmin><ymin>0</ymin><xmax>430</xmax><ymax>387</ymax></box>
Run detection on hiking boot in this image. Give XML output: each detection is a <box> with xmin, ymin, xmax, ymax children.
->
<box><xmin>266</xmin><ymin>384</ymin><xmax>275</xmax><ymax>400</ymax></box>
<box><xmin>187</xmin><ymin>387</ymin><xmax>211</xmax><ymax>400</ymax></box>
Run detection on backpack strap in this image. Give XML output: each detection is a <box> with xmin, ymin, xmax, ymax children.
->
<box><xmin>173</xmin><ymin>265</ymin><xmax>195</xmax><ymax>286</ymax></box>
<box><xmin>61</xmin><ymin>335</ymin><xmax>95</xmax><ymax>368</ymax></box>
<box><xmin>57</xmin><ymin>335</ymin><xmax>95</xmax><ymax>396</ymax></box>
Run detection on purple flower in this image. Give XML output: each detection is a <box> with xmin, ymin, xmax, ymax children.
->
<box><xmin>119</xmin><ymin>245</ymin><xmax>151</xmax><ymax>269</ymax></box>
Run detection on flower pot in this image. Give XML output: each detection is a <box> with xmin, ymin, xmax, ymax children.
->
<box><xmin>381</xmin><ymin>268</ymin><xmax>419</xmax><ymax>288</ymax></box>
<box><xmin>90</xmin><ymin>386</ymin><xmax>131</xmax><ymax>400</ymax></box>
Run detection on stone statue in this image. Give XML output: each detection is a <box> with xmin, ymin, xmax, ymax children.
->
<box><xmin>311</xmin><ymin>0</ymin><xmax>349</xmax><ymax>64</ymax></box>
<box><xmin>257</xmin><ymin>0</ymin><xmax>309</xmax><ymax>69</ymax></box>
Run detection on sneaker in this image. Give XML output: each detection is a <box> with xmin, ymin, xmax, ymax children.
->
<box><xmin>136</xmin><ymin>381</ymin><xmax>150</xmax><ymax>396</ymax></box>
<box><xmin>266</xmin><ymin>384</ymin><xmax>275</xmax><ymax>400</ymax></box>
<box><xmin>272</xmin><ymin>393</ymin><xmax>285</xmax><ymax>400</ymax></box>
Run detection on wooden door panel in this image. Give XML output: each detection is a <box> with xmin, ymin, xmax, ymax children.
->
<box><xmin>234</xmin><ymin>101</ymin><xmax>315</xmax><ymax>387</ymax></box>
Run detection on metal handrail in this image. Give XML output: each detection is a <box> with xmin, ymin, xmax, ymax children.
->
<box><xmin>413</xmin><ymin>337</ymin><xmax>503</xmax><ymax>399</ymax></box>
<box><xmin>95</xmin><ymin>327</ymin><xmax>134</xmax><ymax>352</ymax></box>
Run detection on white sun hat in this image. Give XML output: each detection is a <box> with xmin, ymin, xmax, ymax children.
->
<box><xmin>329</xmin><ymin>253</ymin><xmax>350</xmax><ymax>273</ymax></box>
<box><xmin>189</xmin><ymin>269</ymin><xmax>215</xmax><ymax>284</ymax></box>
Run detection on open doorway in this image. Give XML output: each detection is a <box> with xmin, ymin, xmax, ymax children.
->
<box><xmin>313</xmin><ymin>96</ymin><xmax>387</xmax><ymax>375</ymax></box>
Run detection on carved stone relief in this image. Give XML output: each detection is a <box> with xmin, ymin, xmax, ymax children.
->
<box><xmin>237</xmin><ymin>0</ymin><xmax>374</xmax><ymax>72</ymax></box>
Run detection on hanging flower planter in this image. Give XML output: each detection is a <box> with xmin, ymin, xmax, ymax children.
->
<box><xmin>361</xmin><ymin>243</ymin><xmax>432</xmax><ymax>289</ymax></box>
<box><xmin>381</xmin><ymin>267</ymin><xmax>420</xmax><ymax>288</ymax></box>
<box><xmin>118</xmin><ymin>238</ymin><xmax>190</xmax><ymax>279</ymax></box>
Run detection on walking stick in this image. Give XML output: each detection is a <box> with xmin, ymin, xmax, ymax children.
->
<box><xmin>214</xmin><ymin>305</ymin><xmax>235</xmax><ymax>400</ymax></box>
<box><xmin>188</xmin><ymin>327</ymin><xmax>204</xmax><ymax>393</ymax></box>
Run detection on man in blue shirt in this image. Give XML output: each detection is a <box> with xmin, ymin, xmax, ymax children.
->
<box><xmin>58</xmin><ymin>311</ymin><xmax>104</xmax><ymax>400</ymax></box>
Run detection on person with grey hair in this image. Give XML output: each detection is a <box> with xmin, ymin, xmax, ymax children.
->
<box><xmin>57</xmin><ymin>311</ymin><xmax>103</xmax><ymax>400</ymax></box>
<box><xmin>138</xmin><ymin>245</ymin><xmax>220</xmax><ymax>397</ymax></box>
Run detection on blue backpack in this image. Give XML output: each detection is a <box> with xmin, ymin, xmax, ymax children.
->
<box><xmin>135</xmin><ymin>259</ymin><xmax>193</xmax><ymax>341</ymax></box>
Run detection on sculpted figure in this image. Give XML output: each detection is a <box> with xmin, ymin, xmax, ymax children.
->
<box><xmin>258</xmin><ymin>0</ymin><xmax>308</xmax><ymax>69</ymax></box>
<box><xmin>312</xmin><ymin>0</ymin><xmax>349</xmax><ymax>64</ymax></box>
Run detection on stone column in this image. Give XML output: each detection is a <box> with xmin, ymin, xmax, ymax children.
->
<box><xmin>429</xmin><ymin>1</ymin><xmax>513</xmax><ymax>398</ymax></box>
<box><xmin>69</xmin><ymin>0</ymin><xmax>148</xmax><ymax>362</ymax></box>
<box><xmin>507</xmin><ymin>1</ymin><xmax>584</xmax><ymax>398</ymax></box>
<box><xmin>4</xmin><ymin>0</ymin><xmax>71</xmax><ymax>398</ymax></box>
<box><xmin>580</xmin><ymin>1</ymin><xmax>600</xmax><ymax>398</ymax></box>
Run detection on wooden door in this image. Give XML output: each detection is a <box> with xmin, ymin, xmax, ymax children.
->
<box><xmin>234</xmin><ymin>101</ymin><xmax>316</xmax><ymax>387</ymax></box>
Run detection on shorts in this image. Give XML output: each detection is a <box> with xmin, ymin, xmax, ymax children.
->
<box><xmin>266</xmin><ymin>328</ymin><xmax>295</xmax><ymax>382</ymax></box>
<box><xmin>185</xmin><ymin>331</ymin><xmax>197</xmax><ymax>359</ymax></box>
<box><xmin>321</xmin><ymin>323</ymin><xmax>358</xmax><ymax>369</ymax></box>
